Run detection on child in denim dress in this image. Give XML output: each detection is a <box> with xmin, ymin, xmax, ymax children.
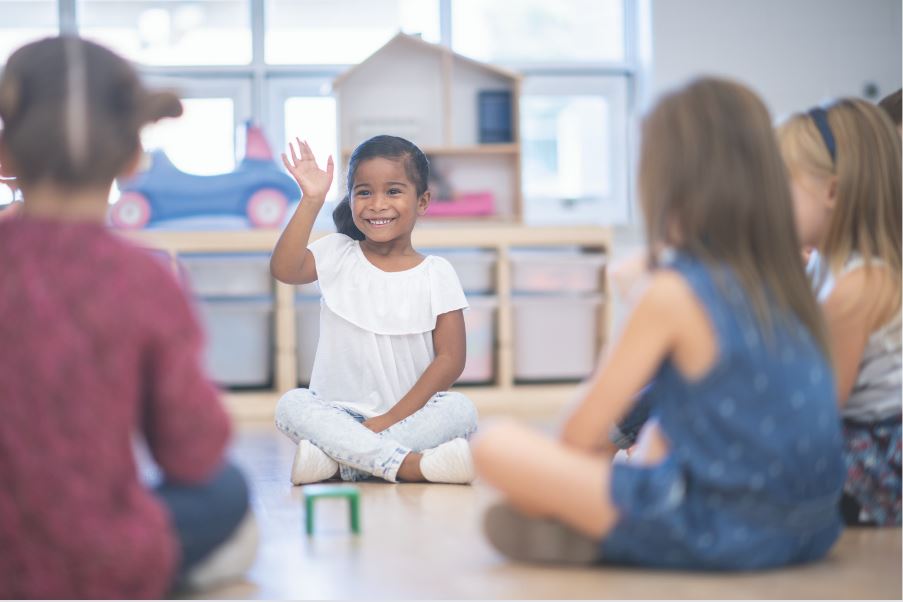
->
<box><xmin>271</xmin><ymin>135</ymin><xmax>477</xmax><ymax>485</ymax></box>
<box><xmin>472</xmin><ymin>77</ymin><xmax>845</xmax><ymax>570</ymax></box>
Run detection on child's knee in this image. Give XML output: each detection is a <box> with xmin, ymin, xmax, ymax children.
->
<box><xmin>274</xmin><ymin>388</ymin><xmax>316</xmax><ymax>433</ymax></box>
<box><xmin>471</xmin><ymin>418</ymin><xmax>521</xmax><ymax>468</ymax></box>
<box><xmin>439</xmin><ymin>391</ymin><xmax>479</xmax><ymax>433</ymax></box>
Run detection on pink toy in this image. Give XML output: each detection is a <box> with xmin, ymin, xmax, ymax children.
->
<box><xmin>425</xmin><ymin>191</ymin><xmax>494</xmax><ymax>217</ymax></box>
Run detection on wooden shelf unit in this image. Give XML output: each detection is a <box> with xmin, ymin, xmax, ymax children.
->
<box><xmin>127</xmin><ymin>224</ymin><xmax>611</xmax><ymax>421</ymax></box>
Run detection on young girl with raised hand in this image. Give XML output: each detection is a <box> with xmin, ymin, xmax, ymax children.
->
<box><xmin>271</xmin><ymin>135</ymin><xmax>477</xmax><ymax>485</ymax></box>
<box><xmin>0</xmin><ymin>37</ymin><xmax>254</xmax><ymax>597</ymax></box>
<box><xmin>472</xmin><ymin>78</ymin><xmax>845</xmax><ymax>570</ymax></box>
<box><xmin>778</xmin><ymin>99</ymin><xmax>901</xmax><ymax>526</ymax></box>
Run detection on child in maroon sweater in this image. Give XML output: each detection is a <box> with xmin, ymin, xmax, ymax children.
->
<box><xmin>0</xmin><ymin>37</ymin><xmax>254</xmax><ymax>598</ymax></box>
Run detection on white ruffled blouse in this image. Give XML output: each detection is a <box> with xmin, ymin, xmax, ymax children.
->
<box><xmin>306</xmin><ymin>233</ymin><xmax>468</xmax><ymax>417</ymax></box>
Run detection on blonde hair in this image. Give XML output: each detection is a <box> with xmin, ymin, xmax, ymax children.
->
<box><xmin>639</xmin><ymin>77</ymin><xmax>829</xmax><ymax>355</ymax></box>
<box><xmin>777</xmin><ymin>99</ymin><xmax>902</xmax><ymax>319</ymax></box>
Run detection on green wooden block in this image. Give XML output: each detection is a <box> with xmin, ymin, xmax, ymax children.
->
<box><xmin>303</xmin><ymin>484</ymin><xmax>361</xmax><ymax>535</ymax></box>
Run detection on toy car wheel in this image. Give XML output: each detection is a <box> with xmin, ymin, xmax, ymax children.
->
<box><xmin>246</xmin><ymin>188</ymin><xmax>289</xmax><ymax>228</ymax></box>
<box><xmin>110</xmin><ymin>192</ymin><xmax>151</xmax><ymax>229</ymax></box>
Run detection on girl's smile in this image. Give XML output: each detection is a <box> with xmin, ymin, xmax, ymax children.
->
<box><xmin>363</xmin><ymin>216</ymin><xmax>397</xmax><ymax>227</ymax></box>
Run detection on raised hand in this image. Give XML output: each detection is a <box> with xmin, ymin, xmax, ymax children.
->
<box><xmin>281</xmin><ymin>138</ymin><xmax>334</xmax><ymax>202</ymax></box>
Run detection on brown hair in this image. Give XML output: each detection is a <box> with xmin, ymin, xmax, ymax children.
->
<box><xmin>777</xmin><ymin>98</ymin><xmax>902</xmax><ymax>319</ymax></box>
<box><xmin>0</xmin><ymin>36</ymin><xmax>182</xmax><ymax>188</ymax></box>
<box><xmin>878</xmin><ymin>89</ymin><xmax>902</xmax><ymax>127</ymax></box>
<box><xmin>639</xmin><ymin>77</ymin><xmax>829</xmax><ymax>355</ymax></box>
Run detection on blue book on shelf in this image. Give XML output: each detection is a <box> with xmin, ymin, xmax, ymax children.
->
<box><xmin>478</xmin><ymin>90</ymin><xmax>513</xmax><ymax>143</ymax></box>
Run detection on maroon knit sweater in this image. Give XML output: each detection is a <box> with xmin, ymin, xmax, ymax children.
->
<box><xmin>0</xmin><ymin>216</ymin><xmax>230</xmax><ymax>598</ymax></box>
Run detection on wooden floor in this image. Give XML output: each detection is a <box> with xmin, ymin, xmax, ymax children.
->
<box><xmin>203</xmin><ymin>423</ymin><xmax>903</xmax><ymax>600</ymax></box>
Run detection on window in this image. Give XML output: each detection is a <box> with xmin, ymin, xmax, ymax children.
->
<box><xmin>283</xmin><ymin>97</ymin><xmax>338</xmax><ymax>196</ymax></box>
<box><xmin>452</xmin><ymin>0</ymin><xmax>625</xmax><ymax>64</ymax></box>
<box><xmin>142</xmin><ymin>98</ymin><xmax>237</xmax><ymax>175</ymax></box>
<box><xmin>139</xmin><ymin>77</ymin><xmax>251</xmax><ymax>174</ymax></box>
<box><xmin>0</xmin><ymin>0</ymin><xmax>58</xmax><ymax>63</ymax></box>
<box><xmin>451</xmin><ymin>0</ymin><xmax>632</xmax><ymax>223</ymax></box>
<box><xmin>265</xmin><ymin>0</ymin><xmax>439</xmax><ymax>65</ymax></box>
<box><xmin>269</xmin><ymin>78</ymin><xmax>340</xmax><ymax>230</ymax></box>
<box><xmin>521</xmin><ymin>76</ymin><xmax>629</xmax><ymax>225</ymax></box>
<box><xmin>77</xmin><ymin>0</ymin><xmax>252</xmax><ymax>65</ymax></box>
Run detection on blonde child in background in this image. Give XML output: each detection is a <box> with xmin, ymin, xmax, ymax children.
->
<box><xmin>0</xmin><ymin>37</ymin><xmax>255</xmax><ymax>597</ymax></box>
<box><xmin>271</xmin><ymin>135</ymin><xmax>477</xmax><ymax>485</ymax></box>
<box><xmin>778</xmin><ymin>99</ymin><xmax>901</xmax><ymax>526</ymax></box>
<box><xmin>472</xmin><ymin>77</ymin><xmax>845</xmax><ymax>570</ymax></box>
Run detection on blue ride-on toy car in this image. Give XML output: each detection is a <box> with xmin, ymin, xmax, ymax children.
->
<box><xmin>110</xmin><ymin>123</ymin><xmax>300</xmax><ymax>229</ymax></box>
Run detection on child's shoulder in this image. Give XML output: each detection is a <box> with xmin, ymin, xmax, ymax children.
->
<box><xmin>639</xmin><ymin>269</ymin><xmax>700</xmax><ymax>318</ymax></box>
<box><xmin>418</xmin><ymin>253</ymin><xmax>462</xmax><ymax>284</ymax></box>
<box><xmin>827</xmin><ymin>260</ymin><xmax>899</xmax><ymax>331</ymax></box>
<box><xmin>308</xmin><ymin>232</ymin><xmax>357</xmax><ymax>258</ymax></box>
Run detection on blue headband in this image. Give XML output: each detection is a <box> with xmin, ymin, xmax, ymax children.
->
<box><xmin>807</xmin><ymin>107</ymin><xmax>836</xmax><ymax>164</ymax></box>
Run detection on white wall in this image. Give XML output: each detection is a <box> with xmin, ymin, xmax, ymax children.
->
<box><xmin>648</xmin><ymin>0</ymin><xmax>902</xmax><ymax>119</ymax></box>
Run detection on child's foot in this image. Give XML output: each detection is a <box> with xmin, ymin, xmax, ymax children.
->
<box><xmin>483</xmin><ymin>502</ymin><xmax>600</xmax><ymax>565</ymax></box>
<box><xmin>420</xmin><ymin>438</ymin><xmax>474</xmax><ymax>484</ymax></box>
<box><xmin>290</xmin><ymin>440</ymin><xmax>339</xmax><ymax>485</ymax></box>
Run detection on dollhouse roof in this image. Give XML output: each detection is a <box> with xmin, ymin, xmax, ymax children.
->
<box><xmin>332</xmin><ymin>32</ymin><xmax>520</xmax><ymax>88</ymax></box>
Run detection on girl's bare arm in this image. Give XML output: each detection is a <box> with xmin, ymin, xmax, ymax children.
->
<box><xmin>270</xmin><ymin>139</ymin><xmax>334</xmax><ymax>285</ymax></box>
<box><xmin>560</xmin><ymin>271</ymin><xmax>708</xmax><ymax>451</ymax></box>
<box><xmin>363</xmin><ymin>309</ymin><xmax>466</xmax><ymax>432</ymax></box>
<box><xmin>822</xmin><ymin>266</ymin><xmax>897</xmax><ymax>407</ymax></box>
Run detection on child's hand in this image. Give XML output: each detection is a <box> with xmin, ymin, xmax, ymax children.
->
<box><xmin>362</xmin><ymin>414</ymin><xmax>396</xmax><ymax>434</ymax></box>
<box><xmin>281</xmin><ymin>138</ymin><xmax>334</xmax><ymax>202</ymax></box>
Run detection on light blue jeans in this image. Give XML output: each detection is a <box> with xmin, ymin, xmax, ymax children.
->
<box><xmin>274</xmin><ymin>388</ymin><xmax>478</xmax><ymax>482</ymax></box>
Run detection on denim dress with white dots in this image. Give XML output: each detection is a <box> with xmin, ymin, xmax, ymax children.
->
<box><xmin>601</xmin><ymin>253</ymin><xmax>845</xmax><ymax>570</ymax></box>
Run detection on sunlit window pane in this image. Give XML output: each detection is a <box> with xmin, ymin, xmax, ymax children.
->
<box><xmin>0</xmin><ymin>1</ymin><xmax>58</xmax><ymax>64</ymax></box>
<box><xmin>522</xmin><ymin>95</ymin><xmax>620</xmax><ymax>224</ymax></box>
<box><xmin>265</xmin><ymin>0</ymin><xmax>439</xmax><ymax>65</ymax></box>
<box><xmin>452</xmin><ymin>0</ymin><xmax>624</xmax><ymax>63</ymax></box>
<box><xmin>142</xmin><ymin>98</ymin><xmax>235</xmax><ymax>175</ymax></box>
<box><xmin>283</xmin><ymin>97</ymin><xmax>339</xmax><ymax>201</ymax></box>
<box><xmin>78</xmin><ymin>0</ymin><xmax>251</xmax><ymax>66</ymax></box>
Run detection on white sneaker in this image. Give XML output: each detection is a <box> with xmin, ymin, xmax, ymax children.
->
<box><xmin>290</xmin><ymin>440</ymin><xmax>339</xmax><ymax>485</ymax></box>
<box><xmin>420</xmin><ymin>438</ymin><xmax>474</xmax><ymax>484</ymax></box>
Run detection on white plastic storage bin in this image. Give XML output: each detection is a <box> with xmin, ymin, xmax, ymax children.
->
<box><xmin>459</xmin><ymin>295</ymin><xmax>498</xmax><ymax>384</ymax></box>
<box><xmin>509</xmin><ymin>249</ymin><xmax>605</xmax><ymax>293</ymax></box>
<box><xmin>180</xmin><ymin>253</ymin><xmax>273</xmax><ymax>297</ymax></box>
<box><xmin>512</xmin><ymin>294</ymin><xmax>602</xmax><ymax>381</ymax></box>
<box><xmin>197</xmin><ymin>298</ymin><xmax>274</xmax><ymax>387</ymax></box>
<box><xmin>295</xmin><ymin>296</ymin><xmax>321</xmax><ymax>385</ymax></box>
<box><xmin>422</xmin><ymin>248</ymin><xmax>496</xmax><ymax>294</ymax></box>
